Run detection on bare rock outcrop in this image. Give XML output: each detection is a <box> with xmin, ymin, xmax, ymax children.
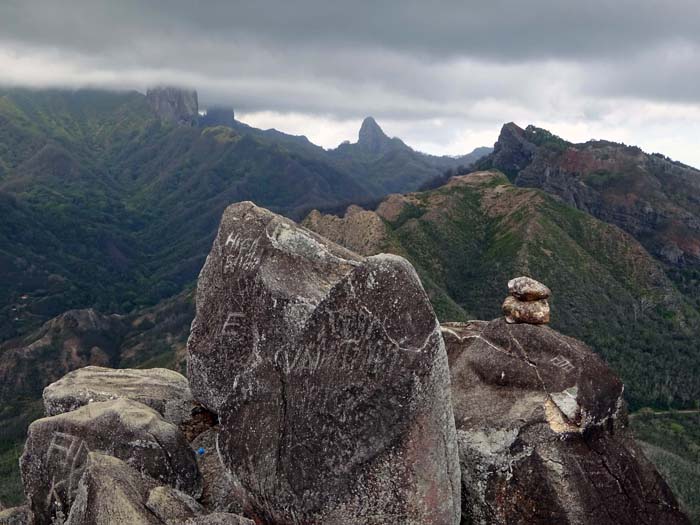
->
<box><xmin>20</xmin><ymin>399</ymin><xmax>201</xmax><ymax>524</ymax></box>
<box><xmin>303</xmin><ymin>205</ymin><xmax>389</xmax><ymax>256</ymax></box>
<box><xmin>442</xmin><ymin>318</ymin><xmax>689</xmax><ymax>525</ymax></box>
<box><xmin>65</xmin><ymin>452</ymin><xmax>162</xmax><ymax>525</ymax></box>
<box><xmin>146</xmin><ymin>87</ymin><xmax>198</xmax><ymax>126</ymax></box>
<box><xmin>188</xmin><ymin>201</ymin><xmax>461</xmax><ymax>524</ymax></box>
<box><xmin>190</xmin><ymin>428</ymin><xmax>242</xmax><ymax>514</ymax></box>
<box><xmin>43</xmin><ymin>366</ymin><xmax>194</xmax><ymax>426</ymax></box>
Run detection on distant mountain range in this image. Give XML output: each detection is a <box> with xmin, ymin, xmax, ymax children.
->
<box><xmin>0</xmin><ymin>87</ymin><xmax>489</xmax><ymax>341</ymax></box>
<box><xmin>1</xmin><ymin>88</ymin><xmax>699</xmax><ymax>512</ymax></box>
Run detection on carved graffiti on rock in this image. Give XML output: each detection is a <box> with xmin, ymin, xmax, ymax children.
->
<box><xmin>550</xmin><ymin>355</ymin><xmax>575</xmax><ymax>373</ymax></box>
<box><xmin>224</xmin><ymin>233</ymin><xmax>261</xmax><ymax>273</ymax></box>
<box><xmin>45</xmin><ymin>432</ymin><xmax>90</xmax><ymax>514</ymax></box>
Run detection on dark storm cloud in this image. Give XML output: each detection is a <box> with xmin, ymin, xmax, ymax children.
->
<box><xmin>2</xmin><ymin>0</ymin><xmax>699</xmax><ymax>61</ymax></box>
<box><xmin>0</xmin><ymin>1</ymin><xmax>699</xmax><ymax>166</ymax></box>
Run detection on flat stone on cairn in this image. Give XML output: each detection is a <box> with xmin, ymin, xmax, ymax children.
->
<box><xmin>502</xmin><ymin>276</ymin><xmax>550</xmax><ymax>324</ymax></box>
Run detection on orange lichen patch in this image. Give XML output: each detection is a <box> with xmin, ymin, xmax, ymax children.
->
<box><xmin>544</xmin><ymin>398</ymin><xmax>581</xmax><ymax>434</ymax></box>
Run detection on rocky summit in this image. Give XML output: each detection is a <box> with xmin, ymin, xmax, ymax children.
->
<box><xmin>443</xmin><ymin>320</ymin><xmax>688</xmax><ymax>524</ymax></box>
<box><xmin>188</xmin><ymin>201</ymin><xmax>461</xmax><ymax>524</ymax></box>
<box><xmin>5</xmin><ymin>203</ymin><xmax>689</xmax><ymax>524</ymax></box>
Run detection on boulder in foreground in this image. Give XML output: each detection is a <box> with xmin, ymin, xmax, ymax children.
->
<box><xmin>443</xmin><ymin>319</ymin><xmax>689</xmax><ymax>525</ymax></box>
<box><xmin>20</xmin><ymin>398</ymin><xmax>201</xmax><ymax>524</ymax></box>
<box><xmin>188</xmin><ymin>201</ymin><xmax>461</xmax><ymax>524</ymax></box>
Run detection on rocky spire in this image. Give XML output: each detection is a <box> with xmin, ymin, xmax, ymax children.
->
<box><xmin>357</xmin><ymin>116</ymin><xmax>392</xmax><ymax>154</ymax></box>
<box><xmin>146</xmin><ymin>86</ymin><xmax>199</xmax><ymax>126</ymax></box>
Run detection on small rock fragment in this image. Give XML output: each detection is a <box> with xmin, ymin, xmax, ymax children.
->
<box><xmin>502</xmin><ymin>295</ymin><xmax>550</xmax><ymax>324</ymax></box>
<box><xmin>146</xmin><ymin>486</ymin><xmax>204</xmax><ymax>524</ymax></box>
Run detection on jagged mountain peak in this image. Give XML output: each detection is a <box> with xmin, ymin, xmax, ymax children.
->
<box><xmin>357</xmin><ymin>116</ymin><xmax>393</xmax><ymax>152</ymax></box>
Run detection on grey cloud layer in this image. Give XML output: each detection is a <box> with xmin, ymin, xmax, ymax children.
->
<box><xmin>0</xmin><ymin>1</ymin><xmax>698</xmax><ymax>165</ymax></box>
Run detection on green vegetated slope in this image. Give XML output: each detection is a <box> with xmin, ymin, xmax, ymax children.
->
<box><xmin>474</xmin><ymin>122</ymin><xmax>700</xmax><ymax>300</ymax></box>
<box><xmin>631</xmin><ymin>410</ymin><xmax>700</xmax><ymax>523</ymax></box>
<box><xmin>0</xmin><ymin>88</ymin><xmax>487</xmax><ymax>342</ymax></box>
<box><xmin>307</xmin><ymin>170</ymin><xmax>700</xmax><ymax>411</ymax></box>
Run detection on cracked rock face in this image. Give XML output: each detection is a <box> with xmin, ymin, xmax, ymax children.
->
<box><xmin>443</xmin><ymin>319</ymin><xmax>688</xmax><ymax>525</ymax></box>
<box><xmin>188</xmin><ymin>202</ymin><xmax>460</xmax><ymax>524</ymax></box>
<box><xmin>43</xmin><ymin>366</ymin><xmax>195</xmax><ymax>426</ymax></box>
<box><xmin>20</xmin><ymin>398</ymin><xmax>201</xmax><ymax>524</ymax></box>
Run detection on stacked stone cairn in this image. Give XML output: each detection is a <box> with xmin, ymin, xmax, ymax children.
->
<box><xmin>502</xmin><ymin>276</ymin><xmax>551</xmax><ymax>324</ymax></box>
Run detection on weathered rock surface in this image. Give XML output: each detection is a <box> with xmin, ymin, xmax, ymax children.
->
<box><xmin>0</xmin><ymin>505</ymin><xmax>33</xmax><ymax>525</ymax></box>
<box><xmin>502</xmin><ymin>295</ymin><xmax>550</xmax><ymax>324</ymax></box>
<box><xmin>20</xmin><ymin>398</ymin><xmax>201</xmax><ymax>524</ymax></box>
<box><xmin>303</xmin><ymin>206</ymin><xmax>389</xmax><ymax>256</ymax></box>
<box><xmin>190</xmin><ymin>428</ymin><xmax>242</xmax><ymax>513</ymax></box>
<box><xmin>188</xmin><ymin>201</ymin><xmax>461</xmax><ymax>524</ymax></box>
<box><xmin>443</xmin><ymin>319</ymin><xmax>689</xmax><ymax>524</ymax></box>
<box><xmin>146</xmin><ymin>87</ymin><xmax>198</xmax><ymax>126</ymax></box>
<box><xmin>65</xmin><ymin>452</ymin><xmax>161</xmax><ymax>525</ymax></box>
<box><xmin>146</xmin><ymin>87</ymin><xmax>199</xmax><ymax>126</ymax></box>
<box><xmin>184</xmin><ymin>513</ymin><xmax>254</xmax><ymax>525</ymax></box>
<box><xmin>507</xmin><ymin>276</ymin><xmax>551</xmax><ymax>301</ymax></box>
<box><xmin>146</xmin><ymin>486</ymin><xmax>204</xmax><ymax>524</ymax></box>
<box><xmin>43</xmin><ymin>366</ymin><xmax>194</xmax><ymax>426</ymax></box>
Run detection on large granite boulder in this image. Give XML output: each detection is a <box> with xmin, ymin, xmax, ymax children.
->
<box><xmin>43</xmin><ymin>366</ymin><xmax>194</xmax><ymax>426</ymax></box>
<box><xmin>20</xmin><ymin>399</ymin><xmax>201</xmax><ymax>524</ymax></box>
<box><xmin>188</xmin><ymin>202</ymin><xmax>460</xmax><ymax>524</ymax></box>
<box><xmin>442</xmin><ymin>319</ymin><xmax>689</xmax><ymax>525</ymax></box>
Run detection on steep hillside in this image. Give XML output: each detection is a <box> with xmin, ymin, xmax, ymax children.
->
<box><xmin>0</xmin><ymin>88</ymin><xmax>489</xmax><ymax>340</ymax></box>
<box><xmin>305</xmin><ymin>171</ymin><xmax>700</xmax><ymax>411</ymax></box>
<box><xmin>631</xmin><ymin>410</ymin><xmax>700</xmax><ymax>522</ymax></box>
<box><xmin>474</xmin><ymin>123</ymin><xmax>700</xmax><ymax>298</ymax></box>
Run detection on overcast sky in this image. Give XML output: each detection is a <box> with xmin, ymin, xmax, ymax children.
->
<box><xmin>1</xmin><ymin>1</ymin><xmax>699</xmax><ymax>166</ymax></box>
